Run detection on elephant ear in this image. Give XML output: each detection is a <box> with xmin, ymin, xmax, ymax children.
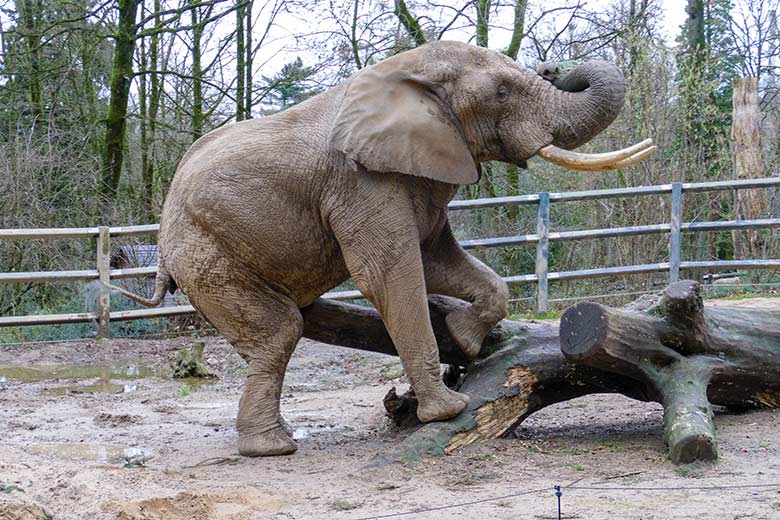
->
<box><xmin>329</xmin><ymin>59</ymin><xmax>479</xmax><ymax>185</ymax></box>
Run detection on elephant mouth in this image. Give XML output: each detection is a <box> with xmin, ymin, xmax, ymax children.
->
<box><xmin>536</xmin><ymin>138</ymin><xmax>657</xmax><ymax>172</ymax></box>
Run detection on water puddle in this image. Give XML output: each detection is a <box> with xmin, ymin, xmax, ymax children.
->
<box><xmin>0</xmin><ymin>363</ymin><xmax>214</xmax><ymax>395</ymax></box>
<box><xmin>292</xmin><ymin>424</ymin><xmax>343</xmax><ymax>441</ymax></box>
<box><xmin>42</xmin><ymin>381</ymin><xmax>135</xmax><ymax>396</ymax></box>
<box><xmin>0</xmin><ymin>364</ymin><xmax>166</xmax><ymax>382</ymax></box>
<box><xmin>28</xmin><ymin>443</ymin><xmax>153</xmax><ymax>466</ymax></box>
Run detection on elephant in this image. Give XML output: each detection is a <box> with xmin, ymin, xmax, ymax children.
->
<box><xmin>113</xmin><ymin>40</ymin><xmax>654</xmax><ymax>457</ymax></box>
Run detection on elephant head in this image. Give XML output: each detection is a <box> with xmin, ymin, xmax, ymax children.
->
<box><xmin>330</xmin><ymin>41</ymin><xmax>654</xmax><ymax>184</ymax></box>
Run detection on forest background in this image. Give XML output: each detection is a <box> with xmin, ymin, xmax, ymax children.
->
<box><xmin>1</xmin><ymin>0</ymin><xmax>779</xmax><ymax>340</ymax></box>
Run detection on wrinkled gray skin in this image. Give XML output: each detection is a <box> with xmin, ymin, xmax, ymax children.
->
<box><xmin>149</xmin><ymin>41</ymin><xmax>625</xmax><ymax>456</ymax></box>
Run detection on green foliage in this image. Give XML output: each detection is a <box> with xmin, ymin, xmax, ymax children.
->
<box><xmin>674</xmin><ymin>0</ymin><xmax>739</xmax><ymax>180</ymax></box>
<box><xmin>260</xmin><ymin>57</ymin><xmax>321</xmax><ymax>112</ymax></box>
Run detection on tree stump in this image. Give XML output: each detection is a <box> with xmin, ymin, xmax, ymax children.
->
<box><xmin>299</xmin><ymin>281</ymin><xmax>780</xmax><ymax>464</ymax></box>
<box><xmin>171</xmin><ymin>340</ymin><xmax>216</xmax><ymax>379</ymax></box>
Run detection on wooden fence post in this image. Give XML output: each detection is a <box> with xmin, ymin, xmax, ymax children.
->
<box><xmin>535</xmin><ymin>192</ymin><xmax>550</xmax><ymax>314</ymax></box>
<box><xmin>97</xmin><ymin>226</ymin><xmax>111</xmax><ymax>338</ymax></box>
<box><xmin>669</xmin><ymin>183</ymin><xmax>683</xmax><ymax>283</ymax></box>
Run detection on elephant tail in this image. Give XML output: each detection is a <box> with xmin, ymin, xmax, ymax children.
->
<box><xmin>103</xmin><ymin>266</ymin><xmax>173</xmax><ymax>308</ymax></box>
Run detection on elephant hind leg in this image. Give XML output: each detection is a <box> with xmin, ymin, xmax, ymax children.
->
<box><xmin>187</xmin><ymin>277</ymin><xmax>301</xmax><ymax>457</ymax></box>
<box><xmin>422</xmin><ymin>223</ymin><xmax>509</xmax><ymax>358</ymax></box>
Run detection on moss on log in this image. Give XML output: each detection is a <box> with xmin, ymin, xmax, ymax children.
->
<box><xmin>299</xmin><ymin>282</ymin><xmax>780</xmax><ymax>465</ymax></box>
<box><xmin>561</xmin><ymin>280</ymin><xmax>780</xmax><ymax>464</ymax></box>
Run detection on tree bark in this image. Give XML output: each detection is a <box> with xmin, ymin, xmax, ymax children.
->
<box><xmin>236</xmin><ymin>0</ymin><xmax>245</xmax><ymax>121</ymax></box>
<box><xmin>302</xmin><ymin>296</ymin><xmax>647</xmax><ymax>463</ymax></box>
<box><xmin>141</xmin><ymin>0</ymin><xmax>162</xmax><ymax>222</ymax></box>
<box><xmin>244</xmin><ymin>0</ymin><xmax>253</xmax><ymax>118</ymax></box>
<box><xmin>732</xmin><ymin>77</ymin><xmax>766</xmax><ymax>259</ymax></box>
<box><xmin>561</xmin><ymin>281</ymin><xmax>780</xmax><ymax>463</ymax></box>
<box><xmin>475</xmin><ymin>0</ymin><xmax>490</xmax><ymax>48</ymax></box>
<box><xmin>100</xmin><ymin>0</ymin><xmax>140</xmax><ymax>204</ymax></box>
<box><xmin>503</xmin><ymin>0</ymin><xmax>527</xmax><ymax>60</ymax></box>
<box><xmin>349</xmin><ymin>0</ymin><xmax>362</xmax><ymax>70</ymax></box>
<box><xmin>686</xmin><ymin>0</ymin><xmax>705</xmax><ymax>52</ymax></box>
<box><xmin>17</xmin><ymin>0</ymin><xmax>44</xmax><ymax>118</ymax></box>
<box><xmin>190</xmin><ymin>0</ymin><xmax>204</xmax><ymax>140</ymax></box>
<box><xmin>300</xmin><ymin>282</ymin><xmax>780</xmax><ymax>465</ymax></box>
<box><xmin>394</xmin><ymin>0</ymin><xmax>426</xmax><ymax>47</ymax></box>
<box><xmin>139</xmin><ymin>34</ymin><xmax>149</xmax><ymax>218</ymax></box>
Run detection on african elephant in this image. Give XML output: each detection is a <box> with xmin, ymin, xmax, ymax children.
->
<box><xmin>114</xmin><ymin>41</ymin><xmax>653</xmax><ymax>457</ymax></box>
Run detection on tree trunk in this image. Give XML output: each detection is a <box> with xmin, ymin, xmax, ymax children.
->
<box><xmin>300</xmin><ymin>283</ymin><xmax>780</xmax><ymax>465</ymax></box>
<box><xmin>349</xmin><ymin>0</ymin><xmax>362</xmax><ymax>70</ymax></box>
<box><xmin>236</xmin><ymin>0</ymin><xmax>245</xmax><ymax>121</ymax></box>
<box><xmin>139</xmin><ymin>34</ymin><xmax>149</xmax><ymax>220</ymax></box>
<box><xmin>475</xmin><ymin>0</ymin><xmax>490</xmax><ymax>48</ymax></box>
<box><xmin>686</xmin><ymin>0</ymin><xmax>705</xmax><ymax>51</ymax></box>
<box><xmin>244</xmin><ymin>0</ymin><xmax>253</xmax><ymax>118</ymax></box>
<box><xmin>17</xmin><ymin>0</ymin><xmax>44</xmax><ymax>118</ymax></box>
<box><xmin>732</xmin><ymin>77</ymin><xmax>766</xmax><ymax>259</ymax></box>
<box><xmin>141</xmin><ymin>0</ymin><xmax>162</xmax><ymax>222</ymax></box>
<box><xmin>393</xmin><ymin>0</ymin><xmax>426</xmax><ymax>47</ymax></box>
<box><xmin>100</xmin><ymin>0</ymin><xmax>140</xmax><ymax>204</ymax></box>
<box><xmin>503</xmin><ymin>0</ymin><xmax>527</xmax><ymax>60</ymax></box>
<box><xmin>190</xmin><ymin>0</ymin><xmax>204</xmax><ymax>140</ymax></box>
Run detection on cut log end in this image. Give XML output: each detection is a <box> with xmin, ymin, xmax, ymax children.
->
<box><xmin>668</xmin><ymin>433</ymin><xmax>718</xmax><ymax>465</ymax></box>
<box><xmin>560</xmin><ymin>302</ymin><xmax>609</xmax><ymax>360</ymax></box>
<box><xmin>661</xmin><ymin>280</ymin><xmax>702</xmax><ymax>311</ymax></box>
<box><xmin>656</xmin><ymin>282</ymin><xmax>706</xmax><ymax>348</ymax></box>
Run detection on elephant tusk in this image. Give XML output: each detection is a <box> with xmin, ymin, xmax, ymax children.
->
<box><xmin>607</xmin><ymin>145</ymin><xmax>657</xmax><ymax>171</ymax></box>
<box><xmin>537</xmin><ymin>139</ymin><xmax>656</xmax><ymax>171</ymax></box>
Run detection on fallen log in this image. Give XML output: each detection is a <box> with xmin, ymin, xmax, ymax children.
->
<box><xmin>300</xmin><ymin>294</ymin><xmax>648</xmax><ymax>462</ymax></box>
<box><xmin>299</xmin><ymin>282</ymin><xmax>780</xmax><ymax>464</ymax></box>
<box><xmin>560</xmin><ymin>280</ymin><xmax>780</xmax><ymax>463</ymax></box>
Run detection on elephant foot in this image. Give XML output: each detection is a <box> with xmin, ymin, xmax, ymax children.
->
<box><xmin>238</xmin><ymin>425</ymin><xmax>297</xmax><ymax>457</ymax></box>
<box><xmin>416</xmin><ymin>386</ymin><xmax>469</xmax><ymax>423</ymax></box>
<box><xmin>445</xmin><ymin>309</ymin><xmax>490</xmax><ymax>358</ymax></box>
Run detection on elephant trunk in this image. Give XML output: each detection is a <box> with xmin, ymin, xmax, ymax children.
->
<box><xmin>533</xmin><ymin>60</ymin><xmax>655</xmax><ymax>171</ymax></box>
<box><xmin>548</xmin><ymin>60</ymin><xmax>626</xmax><ymax>150</ymax></box>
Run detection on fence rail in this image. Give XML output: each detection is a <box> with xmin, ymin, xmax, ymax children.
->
<box><xmin>2</xmin><ymin>177</ymin><xmax>779</xmax><ymax>336</ymax></box>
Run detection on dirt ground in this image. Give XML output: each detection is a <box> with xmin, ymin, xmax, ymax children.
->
<box><xmin>2</xmin><ymin>299</ymin><xmax>780</xmax><ymax>520</ymax></box>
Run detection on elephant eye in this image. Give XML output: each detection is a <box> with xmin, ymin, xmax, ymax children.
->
<box><xmin>496</xmin><ymin>84</ymin><xmax>510</xmax><ymax>103</ymax></box>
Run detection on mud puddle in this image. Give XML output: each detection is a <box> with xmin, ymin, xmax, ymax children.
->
<box><xmin>0</xmin><ymin>363</ymin><xmax>214</xmax><ymax>395</ymax></box>
<box><xmin>28</xmin><ymin>444</ymin><xmax>154</xmax><ymax>467</ymax></box>
<box><xmin>0</xmin><ymin>363</ymin><xmax>166</xmax><ymax>382</ymax></box>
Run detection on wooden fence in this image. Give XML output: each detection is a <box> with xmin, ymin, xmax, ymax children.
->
<box><xmin>2</xmin><ymin>177</ymin><xmax>780</xmax><ymax>338</ymax></box>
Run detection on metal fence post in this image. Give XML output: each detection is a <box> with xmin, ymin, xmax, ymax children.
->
<box><xmin>535</xmin><ymin>192</ymin><xmax>551</xmax><ymax>314</ymax></box>
<box><xmin>97</xmin><ymin>226</ymin><xmax>111</xmax><ymax>338</ymax></box>
<box><xmin>669</xmin><ymin>182</ymin><xmax>683</xmax><ymax>283</ymax></box>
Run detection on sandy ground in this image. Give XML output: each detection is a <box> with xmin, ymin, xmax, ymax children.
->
<box><xmin>1</xmin><ymin>299</ymin><xmax>780</xmax><ymax>520</ymax></box>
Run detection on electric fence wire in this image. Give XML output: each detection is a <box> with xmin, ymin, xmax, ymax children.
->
<box><xmin>353</xmin><ymin>486</ymin><xmax>551</xmax><ymax>520</ymax></box>
<box><xmin>353</xmin><ymin>481</ymin><xmax>780</xmax><ymax>520</ymax></box>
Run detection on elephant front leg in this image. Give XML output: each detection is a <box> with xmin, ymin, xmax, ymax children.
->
<box><xmin>423</xmin><ymin>222</ymin><xmax>509</xmax><ymax>358</ymax></box>
<box><xmin>335</xmin><ymin>219</ymin><xmax>469</xmax><ymax>423</ymax></box>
